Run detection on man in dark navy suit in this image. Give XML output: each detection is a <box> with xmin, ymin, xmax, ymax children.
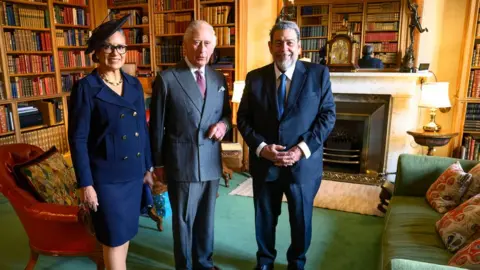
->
<box><xmin>358</xmin><ymin>44</ymin><xmax>384</xmax><ymax>69</ymax></box>
<box><xmin>237</xmin><ymin>21</ymin><xmax>336</xmax><ymax>270</ymax></box>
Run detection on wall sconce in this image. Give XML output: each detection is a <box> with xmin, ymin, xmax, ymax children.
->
<box><xmin>419</xmin><ymin>82</ymin><xmax>451</xmax><ymax>132</ymax></box>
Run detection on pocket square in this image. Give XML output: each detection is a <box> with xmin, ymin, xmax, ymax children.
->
<box><xmin>218</xmin><ymin>86</ymin><xmax>226</xmax><ymax>92</ymax></box>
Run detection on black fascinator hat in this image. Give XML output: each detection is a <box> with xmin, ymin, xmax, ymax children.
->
<box><xmin>85</xmin><ymin>13</ymin><xmax>131</xmax><ymax>54</ymax></box>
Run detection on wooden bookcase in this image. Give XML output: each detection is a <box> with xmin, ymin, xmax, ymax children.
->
<box><xmin>0</xmin><ymin>0</ymin><xmax>94</xmax><ymax>154</ymax></box>
<box><xmin>294</xmin><ymin>0</ymin><xmax>403</xmax><ymax>68</ymax></box>
<box><xmin>452</xmin><ymin>0</ymin><xmax>480</xmax><ymax>159</ymax></box>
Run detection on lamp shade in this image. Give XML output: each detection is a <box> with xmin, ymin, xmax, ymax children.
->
<box><xmin>419</xmin><ymin>82</ymin><xmax>451</xmax><ymax>108</ymax></box>
<box><xmin>232</xmin><ymin>81</ymin><xmax>245</xmax><ymax>103</ymax></box>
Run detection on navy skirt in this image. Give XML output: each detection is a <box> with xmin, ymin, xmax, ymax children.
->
<box><xmin>91</xmin><ymin>178</ymin><xmax>143</xmax><ymax>247</ymax></box>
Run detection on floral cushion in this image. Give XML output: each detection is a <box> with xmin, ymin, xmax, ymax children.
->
<box><xmin>14</xmin><ymin>147</ymin><xmax>81</xmax><ymax>206</ymax></box>
<box><xmin>463</xmin><ymin>163</ymin><xmax>480</xmax><ymax>202</ymax></box>
<box><xmin>448</xmin><ymin>238</ymin><xmax>480</xmax><ymax>267</ymax></box>
<box><xmin>436</xmin><ymin>194</ymin><xmax>480</xmax><ymax>252</ymax></box>
<box><xmin>426</xmin><ymin>161</ymin><xmax>473</xmax><ymax>213</ymax></box>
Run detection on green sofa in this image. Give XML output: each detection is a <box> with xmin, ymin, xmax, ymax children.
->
<box><xmin>381</xmin><ymin>153</ymin><xmax>480</xmax><ymax>270</ymax></box>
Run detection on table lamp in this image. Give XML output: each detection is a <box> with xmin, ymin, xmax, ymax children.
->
<box><xmin>419</xmin><ymin>82</ymin><xmax>451</xmax><ymax>132</ymax></box>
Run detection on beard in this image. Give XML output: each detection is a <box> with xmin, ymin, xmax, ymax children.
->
<box><xmin>274</xmin><ymin>55</ymin><xmax>296</xmax><ymax>72</ymax></box>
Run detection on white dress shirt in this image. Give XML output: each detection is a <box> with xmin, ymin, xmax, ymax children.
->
<box><xmin>255</xmin><ymin>62</ymin><xmax>312</xmax><ymax>159</ymax></box>
<box><xmin>184</xmin><ymin>57</ymin><xmax>206</xmax><ymax>80</ymax></box>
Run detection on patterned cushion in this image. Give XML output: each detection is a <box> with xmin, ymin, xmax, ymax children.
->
<box><xmin>448</xmin><ymin>238</ymin><xmax>480</xmax><ymax>267</ymax></box>
<box><xmin>436</xmin><ymin>194</ymin><xmax>480</xmax><ymax>252</ymax></box>
<box><xmin>463</xmin><ymin>163</ymin><xmax>480</xmax><ymax>202</ymax></box>
<box><xmin>13</xmin><ymin>147</ymin><xmax>81</xmax><ymax>206</ymax></box>
<box><xmin>426</xmin><ymin>161</ymin><xmax>473</xmax><ymax>214</ymax></box>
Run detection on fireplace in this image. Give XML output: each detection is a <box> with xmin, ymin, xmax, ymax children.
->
<box><xmin>323</xmin><ymin>94</ymin><xmax>392</xmax><ymax>183</ymax></box>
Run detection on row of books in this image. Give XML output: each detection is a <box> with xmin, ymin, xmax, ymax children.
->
<box><xmin>301</xmin><ymin>5</ymin><xmax>328</xmax><ymax>16</ymax></box>
<box><xmin>367</xmin><ymin>13</ymin><xmax>399</xmax><ymax>22</ymax></box>
<box><xmin>53</xmin><ymin>6</ymin><xmax>89</xmax><ymax>26</ymax></box>
<box><xmin>154</xmin><ymin>0</ymin><xmax>194</xmax><ymax>12</ymax></box>
<box><xmin>0</xmin><ymin>81</ymin><xmax>5</xmax><ymax>100</ymax></box>
<box><xmin>471</xmin><ymin>44</ymin><xmax>480</xmax><ymax>67</ymax></box>
<box><xmin>55</xmin><ymin>29</ymin><xmax>90</xmax><ymax>47</ymax></box>
<box><xmin>301</xmin><ymin>52</ymin><xmax>325</xmax><ymax>64</ymax></box>
<box><xmin>367</xmin><ymin>2</ymin><xmax>400</xmax><ymax>13</ymax></box>
<box><xmin>464</xmin><ymin>120</ymin><xmax>480</xmax><ymax>132</ymax></box>
<box><xmin>332</xmin><ymin>22</ymin><xmax>361</xmax><ymax>33</ymax></box>
<box><xmin>368</xmin><ymin>42</ymin><xmax>398</xmax><ymax>53</ymax></box>
<box><xmin>4</xmin><ymin>30</ymin><xmax>52</xmax><ymax>51</ymax></box>
<box><xmin>301</xmin><ymin>38</ymin><xmax>327</xmax><ymax>51</ymax></box>
<box><xmin>366</xmin><ymin>22</ymin><xmax>399</xmax><ymax>31</ymax></box>
<box><xmin>18</xmin><ymin>104</ymin><xmax>43</xmax><ymax>129</ymax></box>
<box><xmin>200</xmin><ymin>6</ymin><xmax>233</xmax><ymax>26</ymax></box>
<box><xmin>213</xmin><ymin>27</ymin><xmax>234</xmax><ymax>46</ymax></box>
<box><xmin>155</xmin><ymin>40</ymin><xmax>183</xmax><ymax>64</ymax></box>
<box><xmin>332</xmin><ymin>14</ymin><xmax>362</xmax><ymax>22</ymax></box>
<box><xmin>55</xmin><ymin>0</ymin><xmax>88</xmax><ymax>5</ymax></box>
<box><xmin>108</xmin><ymin>0</ymin><xmax>147</xmax><ymax>6</ymax></box>
<box><xmin>10</xmin><ymin>77</ymin><xmax>56</xmax><ymax>98</ymax></box>
<box><xmin>365</xmin><ymin>32</ymin><xmax>398</xmax><ymax>42</ymax></box>
<box><xmin>61</xmin><ymin>72</ymin><xmax>86</xmax><ymax>92</ymax></box>
<box><xmin>124</xmin><ymin>29</ymin><xmax>145</xmax><ymax>45</ymax></box>
<box><xmin>7</xmin><ymin>55</ymin><xmax>54</xmax><ymax>74</ymax></box>
<box><xmin>375</xmin><ymin>52</ymin><xmax>397</xmax><ymax>64</ymax></box>
<box><xmin>300</xmin><ymin>26</ymin><xmax>328</xmax><ymax>38</ymax></box>
<box><xmin>0</xmin><ymin>105</ymin><xmax>14</xmax><ymax>134</ymax></box>
<box><xmin>111</xmin><ymin>9</ymin><xmax>143</xmax><ymax>27</ymax></box>
<box><xmin>466</xmin><ymin>104</ymin><xmax>480</xmax><ymax>118</ymax></box>
<box><xmin>57</xmin><ymin>51</ymin><xmax>92</xmax><ymax>69</ymax></box>
<box><xmin>466</xmin><ymin>70</ymin><xmax>480</xmax><ymax>98</ymax></box>
<box><xmin>125</xmin><ymin>49</ymin><xmax>150</xmax><ymax>66</ymax></box>
<box><xmin>2</xmin><ymin>4</ymin><xmax>50</xmax><ymax>28</ymax></box>
<box><xmin>458</xmin><ymin>135</ymin><xmax>480</xmax><ymax>160</ymax></box>
<box><xmin>331</xmin><ymin>4</ymin><xmax>362</xmax><ymax>14</ymax></box>
<box><xmin>154</xmin><ymin>13</ymin><xmax>192</xmax><ymax>35</ymax></box>
<box><xmin>22</xmin><ymin>125</ymin><xmax>69</xmax><ymax>154</ymax></box>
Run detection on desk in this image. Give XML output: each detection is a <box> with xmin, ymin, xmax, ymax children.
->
<box><xmin>407</xmin><ymin>129</ymin><xmax>458</xmax><ymax>156</ymax></box>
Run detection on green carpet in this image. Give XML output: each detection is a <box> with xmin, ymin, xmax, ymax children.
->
<box><xmin>0</xmin><ymin>174</ymin><xmax>384</xmax><ymax>270</ymax></box>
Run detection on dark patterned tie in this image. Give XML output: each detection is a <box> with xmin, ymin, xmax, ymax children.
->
<box><xmin>195</xmin><ymin>70</ymin><xmax>206</xmax><ymax>98</ymax></box>
<box><xmin>277</xmin><ymin>73</ymin><xmax>286</xmax><ymax>118</ymax></box>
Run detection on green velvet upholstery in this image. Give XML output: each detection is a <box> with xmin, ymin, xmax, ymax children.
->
<box><xmin>382</xmin><ymin>154</ymin><xmax>480</xmax><ymax>270</ymax></box>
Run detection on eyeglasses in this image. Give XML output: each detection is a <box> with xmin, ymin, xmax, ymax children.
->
<box><xmin>102</xmin><ymin>43</ymin><xmax>127</xmax><ymax>54</ymax></box>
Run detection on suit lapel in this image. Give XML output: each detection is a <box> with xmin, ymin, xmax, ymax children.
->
<box><xmin>264</xmin><ymin>64</ymin><xmax>279</xmax><ymax>120</ymax></box>
<box><xmin>201</xmin><ymin>65</ymin><xmax>218</xmax><ymax>122</ymax></box>
<box><xmin>283</xmin><ymin>61</ymin><xmax>307</xmax><ymax>120</ymax></box>
<box><xmin>173</xmin><ymin>60</ymin><xmax>203</xmax><ymax>113</ymax></box>
<box><xmin>92</xmin><ymin>70</ymin><xmax>138</xmax><ymax>110</ymax></box>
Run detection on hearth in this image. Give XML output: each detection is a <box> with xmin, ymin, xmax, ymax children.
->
<box><xmin>323</xmin><ymin>94</ymin><xmax>392</xmax><ymax>184</ymax></box>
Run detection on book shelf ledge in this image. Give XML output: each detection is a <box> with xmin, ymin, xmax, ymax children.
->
<box><xmin>0</xmin><ymin>131</ymin><xmax>15</xmax><ymax>137</ymax></box>
<box><xmin>55</xmin><ymin>24</ymin><xmax>90</xmax><ymax>29</ymax></box>
<box><xmin>7</xmin><ymin>51</ymin><xmax>53</xmax><ymax>54</ymax></box>
<box><xmin>53</xmin><ymin>1</ymin><xmax>88</xmax><ymax>8</ymax></box>
<box><xmin>2</xmin><ymin>26</ymin><xmax>50</xmax><ymax>31</ymax></box>
<box><xmin>108</xmin><ymin>3</ymin><xmax>148</xmax><ymax>9</ymax></box>
<box><xmin>0</xmin><ymin>92</ymin><xmax>68</xmax><ymax>105</ymax></box>
<box><xmin>9</xmin><ymin>72</ymin><xmax>55</xmax><ymax>77</ymax></box>
<box><xmin>122</xmin><ymin>24</ymin><xmax>149</xmax><ymax>29</ymax></box>
<box><xmin>156</xmin><ymin>33</ymin><xmax>184</xmax><ymax>37</ymax></box>
<box><xmin>156</xmin><ymin>8</ymin><xmax>195</xmax><ymax>14</ymax></box>
<box><xmin>4</xmin><ymin>0</ymin><xmax>48</xmax><ymax>7</ymax></box>
<box><xmin>200</xmin><ymin>0</ymin><xmax>235</xmax><ymax>4</ymax></box>
<box><xmin>57</xmin><ymin>46</ymin><xmax>88</xmax><ymax>49</ymax></box>
<box><xmin>60</xmin><ymin>66</ymin><xmax>95</xmax><ymax>71</ymax></box>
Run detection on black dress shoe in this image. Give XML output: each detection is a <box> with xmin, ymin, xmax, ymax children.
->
<box><xmin>254</xmin><ymin>265</ymin><xmax>273</xmax><ymax>270</ymax></box>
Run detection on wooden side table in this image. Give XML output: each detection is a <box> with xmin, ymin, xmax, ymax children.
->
<box><xmin>407</xmin><ymin>129</ymin><xmax>459</xmax><ymax>156</ymax></box>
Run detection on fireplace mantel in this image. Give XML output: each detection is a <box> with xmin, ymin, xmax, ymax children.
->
<box><xmin>329</xmin><ymin>72</ymin><xmax>431</xmax><ymax>180</ymax></box>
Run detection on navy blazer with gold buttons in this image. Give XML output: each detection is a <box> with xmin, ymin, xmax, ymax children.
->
<box><xmin>68</xmin><ymin>69</ymin><xmax>153</xmax><ymax>188</ymax></box>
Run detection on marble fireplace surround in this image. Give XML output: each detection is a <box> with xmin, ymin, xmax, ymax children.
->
<box><xmin>328</xmin><ymin>72</ymin><xmax>429</xmax><ymax>183</ymax></box>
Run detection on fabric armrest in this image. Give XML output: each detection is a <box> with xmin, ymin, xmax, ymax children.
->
<box><xmin>24</xmin><ymin>202</ymin><xmax>79</xmax><ymax>223</ymax></box>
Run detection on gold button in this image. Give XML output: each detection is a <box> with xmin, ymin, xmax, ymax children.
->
<box><xmin>133</xmin><ymin>111</ymin><xmax>137</xmax><ymax>116</ymax></box>
<box><xmin>136</xmin><ymin>152</ymin><xmax>141</xmax><ymax>157</ymax></box>
<box><xmin>123</xmin><ymin>156</ymin><xmax>128</xmax><ymax>160</ymax></box>
<box><xmin>122</xmin><ymin>135</ymin><xmax>127</xmax><ymax>140</ymax></box>
<box><xmin>135</xmin><ymin>132</ymin><xmax>139</xmax><ymax>137</ymax></box>
<box><xmin>120</xmin><ymin>113</ymin><xmax>125</xmax><ymax>118</ymax></box>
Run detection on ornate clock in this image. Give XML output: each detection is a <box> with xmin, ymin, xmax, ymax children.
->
<box><xmin>327</xmin><ymin>34</ymin><xmax>359</xmax><ymax>72</ymax></box>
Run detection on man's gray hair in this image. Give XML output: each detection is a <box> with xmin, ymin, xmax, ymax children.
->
<box><xmin>363</xmin><ymin>44</ymin><xmax>374</xmax><ymax>56</ymax></box>
<box><xmin>183</xmin><ymin>20</ymin><xmax>217</xmax><ymax>45</ymax></box>
<box><xmin>269</xmin><ymin>20</ymin><xmax>301</xmax><ymax>42</ymax></box>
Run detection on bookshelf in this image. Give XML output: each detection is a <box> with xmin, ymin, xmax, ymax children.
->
<box><xmin>452</xmin><ymin>0</ymin><xmax>480</xmax><ymax>160</ymax></box>
<box><xmin>0</xmin><ymin>0</ymin><xmax>94</xmax><ymax>154</ymax></box>
<box><xmin>294</xmin><ymin>0</ymin><xmax>403</xmax><ymax>68</ymax></box>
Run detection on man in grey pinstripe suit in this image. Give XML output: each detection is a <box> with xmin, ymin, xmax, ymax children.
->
<box><xmin>149</xmin><ymin>20</ymin><xmax>231</xmax><ymax>270</ymax></box>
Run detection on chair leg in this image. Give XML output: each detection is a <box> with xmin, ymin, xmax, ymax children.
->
<box><xmin>25</xmin><ymin>248</ymin><xmax>39</xmax><ymax>270</ymax></box>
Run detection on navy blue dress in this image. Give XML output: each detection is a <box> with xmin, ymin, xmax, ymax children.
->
<box><xmin>68</xmin><ymin>69</ymin><xmax>153</xmax><ymax>247</ymax></box>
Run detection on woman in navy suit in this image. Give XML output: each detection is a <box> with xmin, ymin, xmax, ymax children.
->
<box><xmin>68</xmin><ymin>14</ymin><xmax>154</xmax><ymax>269</ymax></box>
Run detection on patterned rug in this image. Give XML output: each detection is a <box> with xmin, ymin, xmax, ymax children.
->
<box><xmin>228</xmin><ymin>178</ymin><xmax>385</xmax><ymax>217</ymax></box>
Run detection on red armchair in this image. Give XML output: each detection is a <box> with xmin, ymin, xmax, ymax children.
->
<box><xmin>0</xmin><ymin>144</ymin><xmax>104</xmax><ymax>270</ymax></box>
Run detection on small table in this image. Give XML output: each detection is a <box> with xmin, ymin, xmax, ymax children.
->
<box><xmin>407</xmin><ymin>129</ymin><xmax>459</xmax><ymax>156</ymax></box>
